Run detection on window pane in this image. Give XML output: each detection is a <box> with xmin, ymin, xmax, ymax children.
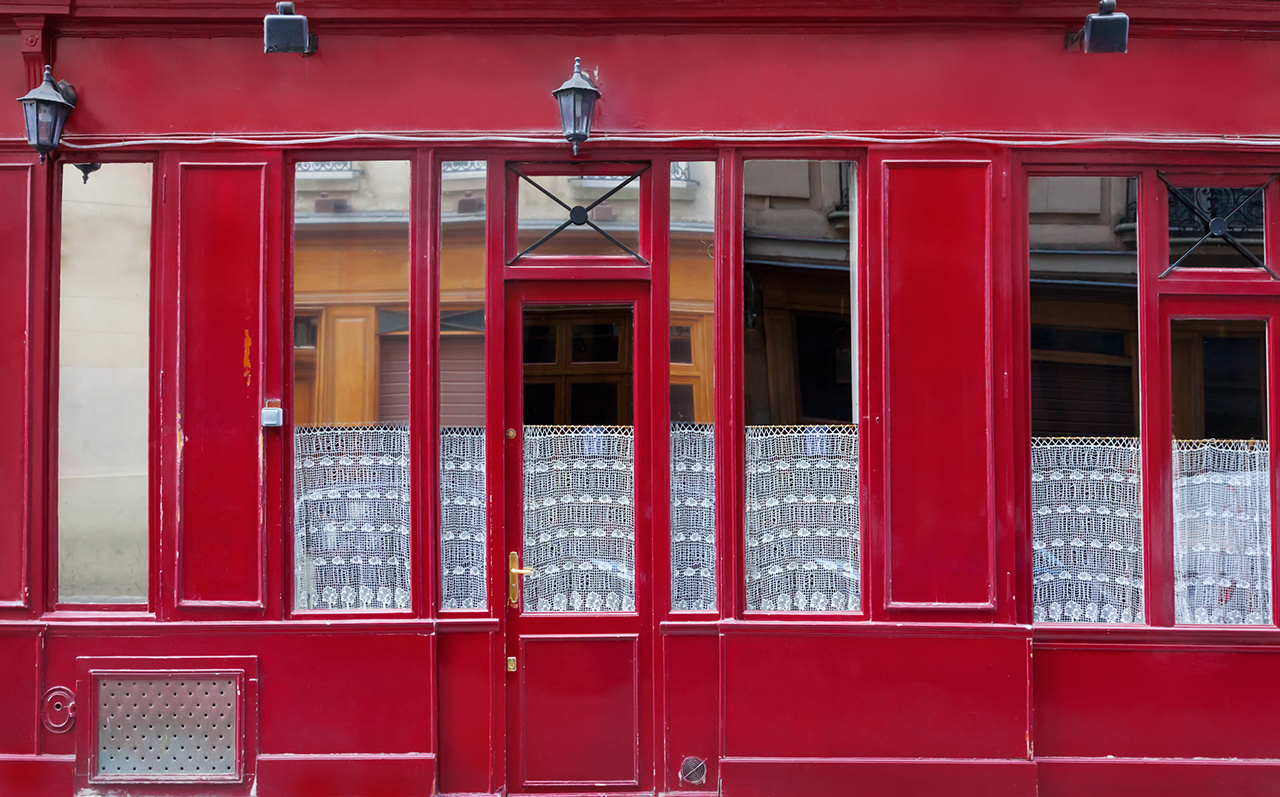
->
<box><xmin>439</xmin><ymin>161</ymin><xmax>489</xmax><ymax>611</ymax></box>
<box><xmin>671</xmin><ymin>161</ymin><xmax>717</xmax><ymax>612</ymax></box>
<box><xmin>57</xmin><ymin>163</ymin><xmax>152</xmax><ymax>604</ymax></box>
<box><xmin>515</xmin><ymin>169</ymin><xmax>643</xmax><ymax>259</ymax></box>
<box><xmin>743</xmin><ymin>160</ymin><xmax>859</xmax><ymax>612</ymax></box>
<box><xmin>1028</xmin><ymin>175</ymin><xmax>1143</xmax><ymax>624</ymax></box>
<box><xmin>1167</xmin><ymin>184</ymin><xmax>1267</xmax><ymax>271</ymax></box>
<box><xmin>293</xmin><ymin>160</ymin><xmax>412</xmax><ymax>612</ymax></box>
<box><xmin>1172</xmin><ymin>320</ymin><xmax>1271</xmax><ymax>625</ymax></box>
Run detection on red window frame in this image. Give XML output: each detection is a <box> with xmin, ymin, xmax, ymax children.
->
<box><xmin>1020</xmin><ymin>153</ymin><xmax>1280</xmax><ymax>638</ymax></box>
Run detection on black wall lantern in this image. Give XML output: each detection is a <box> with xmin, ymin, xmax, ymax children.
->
<box><xmin>16</xmin><ymin>65</ymin><xmax>76</xmax><ymax>164</ymax></box>
<box><xmin>553</xmin><ymin>57</ymin><xmax>600</xmax><ymax>155</ymax></box>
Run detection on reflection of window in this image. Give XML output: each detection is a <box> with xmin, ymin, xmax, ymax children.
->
<box><xmin>523</xmin><ymin>309</ymin><xmax>633</xmax><ymax>426</ymax></box>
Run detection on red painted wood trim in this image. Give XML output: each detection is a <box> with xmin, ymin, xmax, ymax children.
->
<box><xmin>719</xmin><ymin>757</ymin><xmax>1038</xmax><ymax>797</ymax></box>
<box><xmin>254</xmin><ymin>753</ymin><xmax>434</xmax><ymax>797</ymax></box>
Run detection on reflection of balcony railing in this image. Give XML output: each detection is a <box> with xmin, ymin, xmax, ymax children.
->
<box><xmin>670</xmin><ymin>161</ymin><xmax>693</xmax><ymax>183</ymax></box>
<box><xmin>442</xmin><ymin>160</ymin><xmax>487</xmax><ymax>176</ymax></box>
<box><xmin>1122</xmin><ymin>184</ymin><xmax>1266</xmax><ymax>238</ymax></box>
<box><xmin>297</xmin><ymin>161</ymin><xmax>356</xmax><ymax>179</ymax></box>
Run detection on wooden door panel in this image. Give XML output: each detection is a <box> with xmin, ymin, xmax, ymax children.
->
<box><xmin>519</xmin><ymin>635</ymin><xmax>640</xmax><ymax>787</ymax></box>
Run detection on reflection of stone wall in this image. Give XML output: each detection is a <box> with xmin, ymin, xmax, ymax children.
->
<box><xmin>57</xmin><ymin>163</ymin><xmax>152</xmax><ymax>602</ymax></box>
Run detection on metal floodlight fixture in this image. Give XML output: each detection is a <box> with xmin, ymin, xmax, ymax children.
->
<box><xmin>553</xmin><ymin>57</ymin><xmax>601</xmax><ymax>156</ymax></box>
<box><xmin>16</xmin><ymin>65</ymin><xmax>76</xmax><ymax>165</ymax></box>
<box><xmin>1082</xmin><ymin>0</ymin><xmax>1129</xmax><ymax>53</ymax></box>
<box><xmin>265</xmin><ymin>2</ymin><xmax>318</xmax><ymax>55</ymax></box>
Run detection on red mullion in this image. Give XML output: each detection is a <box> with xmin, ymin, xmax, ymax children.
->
<box><xmin>260</xmin><ymin>150</ymin><xmax>286</xmax><ymax>621</ymax></box>
<box><xmin>483</xmin><ymin>155</ymin><xmax>507</xmax><ymax>796</ymax></box>
<box><xmin>24</xmin><ymin>155</ymin><xmax>53</xmax><ymax>619</ymax></box>
<box><xmin>1139</xmin><ymin>166</ymin><xmax>1175</xmax><ymax>627</ymax></box>
<box><xmin>415</xmin><ymin>148</ymin><xmax>440</xmax><ymax>620</ymax></box>
<box><xmin>1271</xmin><ymin>313</ymin><xmax>1280</xmax><ymax>629</ymax></box>
<box><xmin>1010</xmin><ymin>152</ymin><xmax>1034</xmax><ymax>627</ymax></box>
<box><xmin>717</xmin><ymin>147</ymin><xmax>743</xmax><ymax>622</ymax></box>
<box><xmin>990</xmin><ymin>149</ymin><xmax>1018</xmax><ymax>627</ymax></box>
<box><xmin>504</xmin><ymin>261</ymin><xmax>651</xmax><ymax>281</ymax></box>
<box><xmin>863</xmin><ymin>148</ymin><xmax>890</xmax><ymax>622</ymax></box>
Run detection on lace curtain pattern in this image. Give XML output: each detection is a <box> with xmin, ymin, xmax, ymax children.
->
<box><xmin>671</xmin><ymin>423</ymin><xmax>715</xmax><ymax>611</ymax></box>
<box><xmin>1174</xmin><ymin>439</ymin><xmax>1271</xmax><ymax>625</ymax></box>
<box><xmin>744</xmin><ymin>424</ymin><xmax>860</xmax><ymax>612</ymax></box>
<box><xmin>522</xmin><ymin>425</ymin><xmax>636</xmax><ymax>612</ymax></box>
<box><xmin>294</xmin><ymin>425</ymin><xmax>411</xmax><ymax>611</ymax></box>
<box><xmin>441</xmin><ymin>427</ymin><xmax>487</xmax><ymax>610</ymax></box>
<box><xmin>1031</xmin><ymin>437</ymin><xmax>1143</xmax><ymax>624</ymax></box>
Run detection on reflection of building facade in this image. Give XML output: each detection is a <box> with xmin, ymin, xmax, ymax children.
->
<box><xmin>7</xmin><ymin>4</ymin><xmax>1280</xmax><ymax>796</ymax></box>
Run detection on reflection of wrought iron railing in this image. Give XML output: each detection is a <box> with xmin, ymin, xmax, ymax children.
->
<box><xmin>670</xmin><ymin>161</ymin><xmax>693</xmax><ymax>183</ymax></box>
<box><xmin>297</xmin><ymin>161</ymin><xmax>355</xmax><ymax>174</ymax></box>
<box><xmin>1122</xmin><ymin>184</ymin><xmax>1266</xmax><ymax>237</ymax></box>
<box><xmin>442</xmin><ymin>160</ymin><xmax>487</xmax><ymax>175</ymax></box>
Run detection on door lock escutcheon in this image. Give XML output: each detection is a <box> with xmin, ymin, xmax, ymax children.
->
<box><xmin>508</xmin><ymin>551</ymin><xmax>533</xmax><ymax>607</ymax></box>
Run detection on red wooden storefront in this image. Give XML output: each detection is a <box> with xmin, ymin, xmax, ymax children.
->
<box><xmin>5</xmin><ymin>3</ymin><xmax>1280</xmax><ymax>795</ymax></box>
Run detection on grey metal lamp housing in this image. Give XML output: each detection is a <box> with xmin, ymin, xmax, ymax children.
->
<box><xmin>16</xmin><ymin>65</ymin><xmax>76</xmax><ymax>164</ymax></box>
<box><xmin>265</xmin><ymin>2</ymin><xmax>318</xmax><ymax>55</ymax></box>
<box><xmin>1083</xmin><ymin>0</ymin><xmax>1128</xmax><ymax>53</ymax></box>
<box><xmin>553</xmin><ymin>58</ymin><xmax>601</xmax><ymax>155</ymax></box>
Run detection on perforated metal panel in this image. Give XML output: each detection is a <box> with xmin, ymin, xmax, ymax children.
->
<box><xmin>97</xmin><ymin>677</ymin><xmax>238</xmax><ymax>777</ymax></box>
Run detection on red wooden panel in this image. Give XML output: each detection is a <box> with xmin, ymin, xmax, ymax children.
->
<box><xmin>0</xmin><ymin>634</ymin><xmax>39</xmax><ymax>753</ymax></box>
<box><xmin>662</xmin><ymin>631</ymin><xmax>719</xmax><ymax>793</ymax></box>
<box><xmin>436</xmin><ymin>629</ymin><xmax>496</xmax><ymax>794</ymax></box>
<box><xmin>49</xmin><ymin>34</ymin><xmax>1280</xmax><ymax>141</ymax></box>
<box><xmin>719</xmin><ymin>758</ymin><xmax>1037</xmax><ymax>797</ymax></box>
<box><xmin>0</xmin><ymin>756</ymin><xmax>75</xmax><ymax>797</ymax></box>
<box><xmin>519</xmin><ymin>635</ymin><xmax>639</xmax><ymax>786</ymax></box>
<box><xmin>1039</xmin><ymin>759</ymin><xmax>1280</xmax><ymax>797</ymax></box>
<box><xmin>255</xmin><ymin>754</ymin><xmax>434</xmax><ymax>797</ymax></box>
<box><xmin>883</xmin><ymin>161</ymin><xmax>994</xmax><ymax>608</ymax></box>
<box><xmin>0</xmin><ymin>165</ymin><xmax>32</xmax><ymax>609</ymax></box>
<box><xmin>1035</xmin><ymin>645</ymin><xmax>1280</xmax><ymax>759</ymax></box>
<box><xmin>178</xmin><ymin>164</ymin><xmax>266</xmax><ymax>609</ymax></box>
<box><xmin>722</xmin><ymin>631</ymin><xmax>1030</xmax><ymax>759</ymax></box>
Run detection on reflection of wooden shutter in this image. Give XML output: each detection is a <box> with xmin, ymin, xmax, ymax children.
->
<box><xmin>1031</xmin><ymin>360</ymin><xmax>1135</xmax><ymax>437</ymax></box>
<box><xmin>378</xmin><ymin>336</ymin><xmax>410</xmax><ymax>423</ymax></box>
<box><xmin>441</xmin><ymin>335</ymin><xmax>485</xmax><ymax>426</ymax></box>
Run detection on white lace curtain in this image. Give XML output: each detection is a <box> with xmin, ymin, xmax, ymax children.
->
<box><xmin>1032</xmin><ymin>436</ymin><xmax>1272</xmax><ymax>625</ymax></box>
<box><xmin>1174</xmin><ymin>439</ymin><xmax>1271</xmax><ymax>624</ymax></box>
<box><xmin>441</xmin><ymin>427</ymin><xmax>487</xmax><ymax>610</ymax></box>
<box><xmin>744</xmin><ymin>424</ymin><xmax>860</xmax><ymax>612</ymax></box>
<box><xmin>522</xmin><ymin>425</ymin><xmax>636</xmax><ymax>612</ymax></box>
<box><xmin>1031</xmin><ymin>437</ymin><xmax>1144</xmax><ymax>623</ymax></box>
<box><xmin>294</xmin><ymin>425</ymin><xmax>411</xmax><ymax>611</ymax></box>
<box><xmin>672</xmin><ymin>423</ymin><xmax>716</xmax><ymax>611</ymax></box>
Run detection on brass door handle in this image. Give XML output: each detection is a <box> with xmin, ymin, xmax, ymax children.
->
<box><xmin>508</xmin><ymin>551</ymin><xmax>533</xmax><ymax>607</ymax></box>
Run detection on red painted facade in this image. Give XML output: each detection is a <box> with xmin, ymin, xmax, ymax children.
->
<box><xmin>4</xmin><ymin>3</ymin><xmax>1280</xmax><ymax>795</ymax></box>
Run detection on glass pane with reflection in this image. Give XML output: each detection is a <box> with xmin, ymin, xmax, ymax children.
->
<box><xmin>515</xmin><ymin>168</ymin><xmax>643</xmax><ymax>259</ymax></box>
<box><xmin>742</xmin><ymin>160</ymin><xmax>859</xmax><ymax>612</ymax></box>
<box><xmin>1167</xmin><ymin>183</ymin><xmax>1268</xmax><ymax>271</ymax></box>
<box><xmin>58</xmin><ymin>162</ymin><xmax>152</xmax><ymax>604</ymax></box>
<box><xmin>523</xmin><ymin>305</ymin><xmax>635</xmax><ymax>612</ymax></box>
<box><xmin>1028</xmin><ymin>175</ymin><xmax>1144</xmax><ymax>624</ymax></box>
<box><xmin>1172</xmin><ymin>320</ymin><xmax>1270</xmax><ymax>625</ymax></box>
<box><xmin>440</xmin><ymin>160</ymin><xmax>488</xmax><ymax>610</ymax></box>
<box><xmin>671</xmin><ymin>161</ymin><xmax>717</xmax><ymax>611</ymax></box>
<box><xmin>292</xmin><ymin>160</ymin><xmax>412</xmax><ymax>612</ymax></box>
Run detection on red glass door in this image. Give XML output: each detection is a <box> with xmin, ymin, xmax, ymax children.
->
<box><xmin>502</xmin><ymin>279</ymin><xmax>653</xmax><ymax>793</ymax></box>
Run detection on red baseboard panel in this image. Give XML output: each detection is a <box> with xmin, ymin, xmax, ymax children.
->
<box><xmin>256</xmin><ymin>753</ymin><xmax>435</xmax><ymax>797</ymax></box>
<box><xmin>1038</xmin><ymin>757</ymin><xmax>1280</xmax><ymax>796</ymax></box>
<box><xmin>0</xmin><ymin>756</ymin><xmax>74</xmax><ymax>797</ymax></box>
<box><xmin>719</xmin><ymin>757</ymin><xmax>1037</xmax><ymax>797</ymax></box>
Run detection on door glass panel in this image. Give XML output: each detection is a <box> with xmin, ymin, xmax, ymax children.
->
<box><xmin>522</xmin><ymin>306</ymin><xmax>635</xmax><ymax>613</ymax></box>
<box><xmin>515</xmin><ymin>168</ymin><xmax>644</xmax><ymax>260</ymax></box>
<box><xmin>1028</xmin><ymin>175</ymin><xmax>1144</xmax><ymax>624</ymax></box>
<box><xmin>1165</xmin><ymin>180</ymin><xmax>1271</xmax><ymax>273</ymax></box>
<box><xmin>1172</xmin><ymin>320</ymin><xmax>1271</xmax><ymax>625</ymax></box>
<box><xmin>58</xmin><ymin>162</ymin><xmax>152</xmax><ymax>604</ymax></box>
<box><xmin>440</xmin><ymin>160</ymin><xmax>488</xmax><ymax>610</ymax></box>
<box><xmin>292</xmin><ymin>159</ymin><xmax>412</xmax><ymax>612</ymax></box>
<box><xmin>671</xmin><ymin>160</ymin><xmax>717</xmax><ymax>611</ymax></box>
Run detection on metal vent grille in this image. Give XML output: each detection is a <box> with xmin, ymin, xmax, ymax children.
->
<box><xmin>97</xmin><ymin>677</ymin><xmax>237</xmax><ymax>777</ymax></box>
